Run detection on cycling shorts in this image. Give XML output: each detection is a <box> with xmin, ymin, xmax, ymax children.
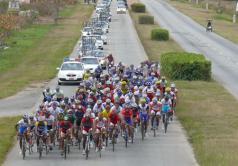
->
<box><xmin>139</xmin><ymin>113</ymin><xmax>148</xmax><ymax>122</ymax></box>
<box><xmin>19</xmin><ymin>126</ymin><xmax>27</xmax><ymax>135</ymax></box>
<box><xmin>124</xmin><ymin>117</ymin><xmax>133</xmax><ymax>126</ymax></box>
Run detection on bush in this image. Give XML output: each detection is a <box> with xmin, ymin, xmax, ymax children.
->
<box><xmin>151</xmin><ymin>28</ymin><xmax>169</xmax><ymax>41</ymax></box>
<box><xmin>131</xmin><ymin>3</ymin><xmax>145</xmax><ymax>13</ymax></box>
<box><xmin>138</xmin><ymin>15</ymin><xmax>154</xmax><ymax>24</ymax></box>
<box><xmin>161</xmin><ymin>52</ymin><xmax>211</xmax><ymax>81</ymax></box>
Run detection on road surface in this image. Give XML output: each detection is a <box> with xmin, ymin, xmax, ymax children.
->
<box><xmin>141</xmin><ymin>0</ymin><xmax>238</xmax><ymax>99</ymax></box>
<box><xmin>3</xmin><ymin>1</ymin><xmax>198</xmax><ymax>166</ymax></box>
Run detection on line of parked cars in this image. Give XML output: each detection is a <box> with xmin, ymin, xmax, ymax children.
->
<box><xmin>57</xmin><ymin>0</ymin><xmax>112</xmax><ymax>85</ymax></box>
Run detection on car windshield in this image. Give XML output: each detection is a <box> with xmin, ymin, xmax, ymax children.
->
<box><xmin>94</xmin><ymin>52</ymin><xmax>104</xmax><ymax>57</ymax></box>
<box><xmin>61</xmin><ymin>63</ymin><xmax>83</xmax><ymax>71</ymax></box>
<box><xmin>81</xmin><ymin>58</ymin><xmax>99</xmax><ymax>64</ymax></box>
<box><xmin>84</xmin><ymin>27</ymin><xmax>91</xmax><ymax>32</ymax></box>
<box><xmin>118</xmin><ymin>4</ymin><xmax>125</xmax><ymax>8</ymax></box>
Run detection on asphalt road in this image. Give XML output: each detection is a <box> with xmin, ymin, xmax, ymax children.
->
<box><xmin>3</xmin><ymin>1</ymin><xmax>198</xmax><ymax>166</ymax></box>
<box><xmin>141</xmin><ymin>0</ymin><xmax>238</xmax><ymax>99</ymax></box>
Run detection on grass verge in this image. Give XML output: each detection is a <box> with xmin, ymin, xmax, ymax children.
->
<box><xmin>130</xmin><ymin>7</ymin><xmax>238</xmax><ymax>165</ymax></box>
<box><xmin>0</xmin><ymin>116</ymin><xmax>20</xmax><ymax>165</ymax></box>
<box><xmin>0</xmin><ymin>2</ymin><xmax>94</xmax><ymax>99</ymax></box>
<box><xmin>168</xmin><ymin>0</ymin><xmax>238</xmax><ymax>43</ymax></box>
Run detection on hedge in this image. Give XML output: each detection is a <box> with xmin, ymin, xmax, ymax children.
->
<box><xmin>161</xmin><ymin>52</ymin><xmax>211</xmax><ymax>81</ymax></box>
<box><xmin>151</xmin><ymin>28</ymin><xmax>169</xmax><ymax>41</ymax></box>
<box><xmin>138</xmin><ymin>15</ymin><xmax>154</xmax><ymax>24</ymax></box>
<box><xmin>131</xmin><ymin>3</ymin><xmax>146</xmax><ymax>13</ymax></box>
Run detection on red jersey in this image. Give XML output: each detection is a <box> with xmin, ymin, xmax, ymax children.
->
<box><xmin>81</xmin><ymin>117</ymin><xmax>94</xmax><ymax>132</ymax></box>
<box><xmin>109</xmin><ymin>112</ymin><xmax>120</xmax><ymax>125</ymax></box>
<box><xmin>121</xmin><ymin>109</ymin><xmax>133</xmax><ymax>118</ymax></box>
<box><xmin>59</xmin><ymin>121</ymin><xmax>72</xmax><ymax>133</ymax></box>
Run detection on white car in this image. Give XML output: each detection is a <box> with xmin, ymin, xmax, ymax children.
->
<box><xmin>57</xmin><ymin>60</ymin><xmax>85</xmax><ymax>85</ymax></box>
<box><xmin>117</xmin><ymin>4</ymin><xmax>126</xmax><ymax>14</ymax></box>
<box><xmin>80</xmin><ymin>56</ymin><xmax>100</xmax><ymax>73</ymax></box>
<box><xmin>81</xmin><ymin>27</ymin><xmax>92</xmax><ymax>36</ymax></box>
<box><xmin>92</xmin><ymin>29</ymin><xmax>107</xmax><ymax>44</ymax></box>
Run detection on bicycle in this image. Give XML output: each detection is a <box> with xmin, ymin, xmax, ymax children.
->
<box><xmin>123</xmin><ymin>124</ymin><xmax>134</xmax><ymax>148</ymax></box>
<box><xmin>38</xmin><ymin>135</ymin><xmax>45</xmax><ymax>160</ymax></box>
<box><xmin>85</xmin><ymin>131</ymin><xmax>91</xmax><ymax>160</ymax></box>
<box><xmin>63</xmin><ymin>135</ymin><xmax>71</xmax><ymax>159</ymax></box>
<box><xmin>19</xmin><ymin>134</ymin><xmax>27</xmax><ymax>160</ymax></box>
<box><xmin>110</xmin><ymin>125</ymin><xmax>118</xmax><ymax>152</ymax></box>
<box><xmin>27</xmin><ymin>132</ymin><xmax>34</xmax><ymax>155</ymax></box>
<box><xmin>98</xmin><ymin>132</ymin><xmax>103</xmax><ymax>158</ymax></box>
<box><xmin>140</xmin><ymin>116</ymin><xmax>147</xmax><ymax>141</ymax></box>
<box><xmin>151</xmin><ymin>115</ymin><xmax>157</xmax><ymax>137</ymax></box>
<box><xmin>162</xmin><ymin>112</ymin><xmax>169</xmax><ymax>133</ymax></box>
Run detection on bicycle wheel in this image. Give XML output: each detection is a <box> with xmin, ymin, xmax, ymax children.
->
<box><xmin>64</xmin><ymin>139</ymin><xmax>67</xmax><ymax>159</ymax></box>
<box><xmin>141</xmin><ymin>122</ymin><xmax>144</xmax><ymax>140</ymax></box>
<box><xmin>152</xmin><ymin>118</ymin><xmax>156</xmax><ymax>137</ymax></box>
<box><xmin>164</xmin><ymin>114</ymin><xmax>168</xmax><ymax>133</ymax></box>
<box><xmin>22</xmin><ymin>138</ymin><xmax>26</xmax><ymax>160</ymax></box>
<box><xmin>85</xmin><ymin>137</ymin><xmax>89</xmax><ymax>160</ymax></box>
<box><xmin>39</xmin><ymin>139</ymin><xmax>43</xmax><ymax>160</ymax></box>
<box><xmin>112</xmin><ymin>131</ymin><xmax>115</xmax><ymax>152</ymax></box>
<box><xmin>131</xmin><ymin>127</ymin><xmax>134</xmax><ymax>144</ymax></box>
<box><xmin>125</xmin><ymin>129</ymin><xmax>128</xmax><ymax>148</ymax></box>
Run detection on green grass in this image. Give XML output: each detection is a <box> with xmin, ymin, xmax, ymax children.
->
<box><xmin>0</xmin><ymin>116</ymin><xmax>20</xmax><ymax>165</ymax></box>
<box><xmin>130</xmin><ymin>11</ymin><xmax>183</xmax><ymax>61</ymax></box>
<box><xmin>59</xmin><ymin>4</ymin><xmax>78</xmax><ymax>18</ymax></box>
<box><xmin>0</xmin><ymin>3</ymin><xmax>94</xmax><ymax>99</ymax></box>
<box><xmin>130</xmin><ymin>7</ymin><xmax>238</xmax><ymax>165</ymax></box>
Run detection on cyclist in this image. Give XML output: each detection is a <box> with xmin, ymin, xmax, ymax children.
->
<box><xmin>54</xmin><ymin>86</ymin><xmax>64</xmax><ymax>103</ymax></box>
<box><xmin>102</xmin><ymin>104</ymin><xmax>112</xmax><ymax>119</ymax></box>
<box><xmin>149</xmin><ymin>98</ymin><xmax>161</xmax><ymax>129</ymax></box>
<box><xmin>93</xmin><ymin>99</ymin><xmax>104</xmax><ymax>117</ymax></box>
<box><xmin>58</xmin><ymin>116</ymin><xmax>73</xmax><ymax>155</ymax></box>
<box><xmin>35</xmin><ymin>116</ymin><xmax>48</xmax><ymax>150</ymax></box>
<box><xmin>94</xmin><ymin>112</ymin><xmax>107</xmax><ymax>152</ymax></box>
<box><xmin>160</xmin><ymin>76</ymin><xmax>167</xmax><ymax>95</ymax></box>
<box><xmin>45</xmin><ymin>110</ymin><xmax>55</xmax><ymax>150</ymax></box>
<box><xmin>43</xmin><ymin>87</ymin><xmax>53</xmax><ymax>102</ymax></box>
<box><xmin>138</xmin><ymin>99</ymin><xmax>149</xmax><ymax>135</ymax></box>
<box><xmin>83</xmin><ymin>69</ymin><xmax>91</xmax><ymax>81</ymax></box>
<box><xmin>161</xmin><ymin>94</ymin><xmax>172</xmax><ymax>127</ymax></box>
<box><xmin>108</xmin><ymin>108</ymin><xmax>121</xmax><ymax>143</ymax></box>
<box><xmin>121</xmin><ymin>104</ymin><xmax>133</xmax><ymax>142</ymax></box>
<box><xmin>81</xmin><ymin>113</ymin><xmax>94</xmax><ymax>155</ymax></box>
<box><xmin>16</xmin><ymin>114</ymin><xmax>29</xmax><ymax>152</ymax></box>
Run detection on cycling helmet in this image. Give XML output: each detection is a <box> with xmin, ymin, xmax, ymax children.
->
<box><xmin>121</xmin><ymin>81</ymin><xmax>127</xmax><ymax>85</ymax></box>
<box><xmin>165</xmin><ymin>87</ymin><xmax>171</xmax><ymax>92</ymax></box>
<box><xmin>67</xmin><ymin>109</ymin><xmax>73</xmax><ymax>114</ymax></box>
<box><xmin>125</xmin><ymin>98</ymin><xmax>130</xmax><ymax>104</ymax></box>
<box><xmin>97</xmin><ymin>99</ymin><xmax>102</xmax><ymax>104</ymax></box>
<box><xmin>140</xmin><ymin>98</ymin><xmax>146</xmax><ymax>104</ymax></box>
<box><xmin>22</xmin><ymin>114</ymin><xmax>28</xmax><ymax>120</ymax></box>
<box><xmin>171</xmin><ymin>83</ymin><xmax>176</xmax><ymax>88</ymax></box>
<box><xmin>38</xmin><ymin>116</ymin><xmax>45</xmax><ymax>122</ymax></box>
<box><xmin>106</xmin><ymin>98</ymin><xmax>111</xmax><ymax>104</ymax></box>
<box><xmin>64</xmin><ymin>116</ymin><xmax>69</xmax><ymax>121</ymax></box>
<box><xmin>106</xmin><ymin>80</ymin><xmax>111</xmax><ymax>85</ymax></box>
<box><xmin>152</xmin><ymin>98</ymin><xmax>158</xmax><ymax>103</ymax></box>
<box><xmin>155</xmin><ymin>91</ymin><xmax>161</xmax><ymax>96</ymax></box>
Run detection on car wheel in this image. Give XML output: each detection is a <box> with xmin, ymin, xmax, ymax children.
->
<box><xmin>58</xmin><ymin>81</ymin><xmax>62</xmax><ymax>85</ymax></box>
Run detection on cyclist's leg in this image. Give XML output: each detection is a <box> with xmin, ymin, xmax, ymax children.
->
<box><xmin>82</xmin><ymin>130</ymin><xmax>87</xmax><ymax>150</ymax></box>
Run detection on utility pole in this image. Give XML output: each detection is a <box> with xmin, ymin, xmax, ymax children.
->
<box><xmin>233</xmin><ymin>1</ymin><xmax>238</xmax><ymax>23</ymax></box>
